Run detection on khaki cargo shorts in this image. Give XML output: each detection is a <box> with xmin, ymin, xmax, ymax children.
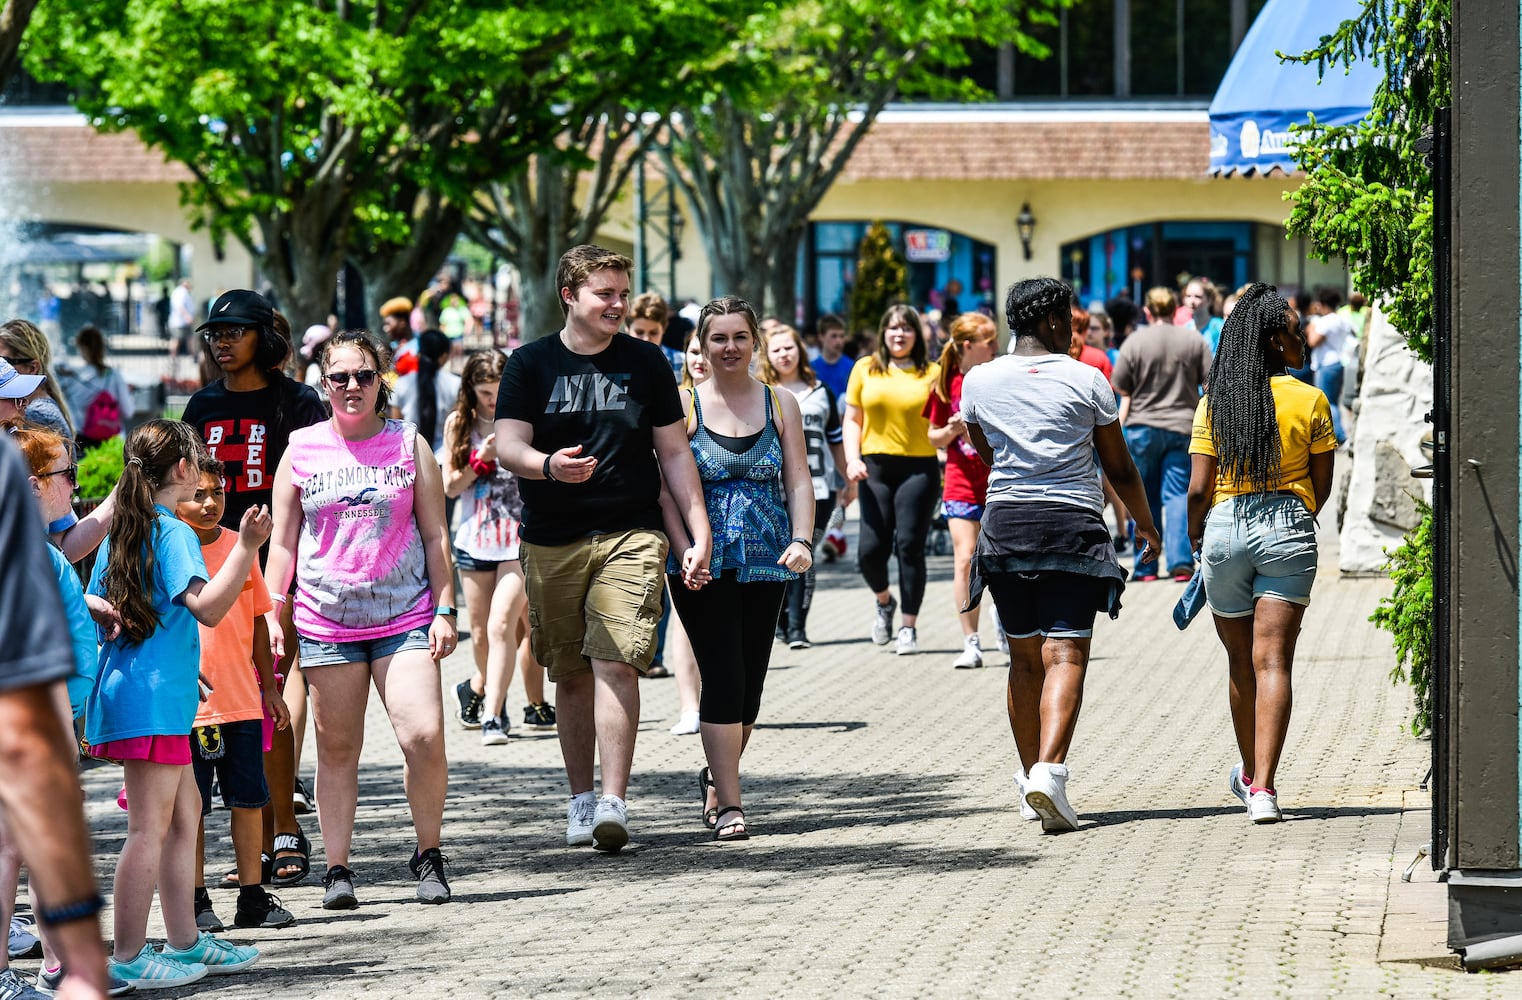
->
<box><xmin>521</xmin><ymin>528</ymin><xmax>669</xmax><ymax>682</ymax></box>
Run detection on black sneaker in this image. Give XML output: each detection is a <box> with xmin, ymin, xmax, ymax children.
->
<box><xmin>787</xmin><ymin>629</ymin><xmax>811</xmax><ymax>650</ymax></box>
<box><xmin>194</xmin><ymin>889</ymin><xmax>223</xmax><ymax>932</ymax></box>
<box><xmin>522</xmin><ymin>702</ymin><xmax>556</xmax><ymax>729</ymax></box>
<box><xmin>409</xmin><ymin>848</ymin><xmax>451</xmax><ymax>904</ymax></box>
<box><xmin>454</xmin><ymin>678</ymin><xmax>483</xmax><ymax>730</ymax></box>
<box><xmin>321</xmin><ymin>865</ymin><xmax>358</xmax><ymax>910</ymax></box>
<box><xmin>234</xmin><ymin>888</ymin><xmax>296</xmax><ymax>929</ymax></box>
<box><xmin>774</xmin><ymin>625</ymin><xmax>787</xmax><ymax>644</ymax></box>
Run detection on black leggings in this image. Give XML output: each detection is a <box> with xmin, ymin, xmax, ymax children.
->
<box><xmin>667</xmin><ymin>573</ymin><xmax>786</xmax><ymax>726</ymax></box>
<box><xmin>857</xmin><ymin>455</ymin><xmax>940</xmax><ymax>615</ymax></box>
<box><xmin>780</xmin><ymin>496</ymin><xmax>835</xmax><ymax>633</ymax></box>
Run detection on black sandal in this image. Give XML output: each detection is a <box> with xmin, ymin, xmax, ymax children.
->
<box><xmin>698</xmin><ymin>767</ymin><xmax>718</xmax><ymax>829</ymax></box>
<box><xmin>271</xmin><ymin>827</ymin><xmax>311</xmax><ymax>887</ymax></box>
<box><xmin>713</xmin><ymin>806</ymin><xmax>749</xmax><ymax>842</ymax></box>
<box><xmin>218</xmin><ymin>852</ymin><xmax>272</xmax><ymax>889</ymax></box>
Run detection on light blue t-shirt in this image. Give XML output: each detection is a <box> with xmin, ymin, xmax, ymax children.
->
<box><xmin>85</xmin><ymin>507</ymin><xmax>208</xmax><ymax>744</ymax></box>
<box><xmin>48</xmin><ymin>544</ymin><xmax>98</xmax><ymax>718</ymax></box>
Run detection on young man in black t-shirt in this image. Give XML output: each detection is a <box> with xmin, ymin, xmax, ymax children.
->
<box><xmin>496</xmin><ymin>245</ymin><xmax>711</xmax><ymax>853</ymax></box>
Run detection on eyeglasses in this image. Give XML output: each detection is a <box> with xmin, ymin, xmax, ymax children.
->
<box><xmin>0</xmin><ymin>355</ymin><xmax>35</xmax><ymax>368</ymax></box>
<box><xmin>38</xmin><ymin>465</ymin><xmax>77</xmax><ymax>486</ymax></box>
<box><xmin>200</xmin><ymin>327</ymin><xmax>253</xmax><ymax>345</ymax></box>
<box><xmin>321</xmin><ymin>369</ymin><xmax>380</xmax><ymax>389</ymax></box>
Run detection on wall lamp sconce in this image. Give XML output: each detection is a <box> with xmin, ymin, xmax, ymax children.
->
<box><xmin>1016</xmin><ymin>203</ymin><xmax>1036</xmax><ymax>261</ymax></box>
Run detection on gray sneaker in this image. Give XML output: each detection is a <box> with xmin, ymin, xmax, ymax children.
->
<box><xmin>481</xmin><ymin>715</ymin><xmax>509</xmax><ymax>746</ymax></box>
<box><xmin>34</xmin><ymin>965</ymin><xmax>135</xmax><ymax>997</ymax></box>
<box><xmin>871</xmin><ymin>596</ymin><xmax>897</xmax><ymax>645</ymax></box>
<box><xmin>592</xmin><ymin>794</ymin><xmax>629</xmax><ymax>853</ymax></box>
<box><xmin>193</xmin><ymin>892</ymin><xmax>223</xmax><ymax>933</ymax></box>
<box><xmin>321</xmin><ymin>865</ymin><xmax>358</xmax><ymax>910</ymax></box>
<box><xmin>566</xmin><ymin>794</ymin><xmax>596</xmax><ymax>847</ymax></box>
<box><xmin>0</xmin><ymin>968</ymin><xmax>47</xmax><ymax>1000</ymax></box>
<box><xmin>408</xmin><ymin>847</ymin><xmax>451</xmax><ymax>904</ymax></box>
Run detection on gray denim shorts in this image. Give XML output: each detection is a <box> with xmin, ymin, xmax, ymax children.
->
<box><xmin>1201</xmin><ymin>493</ymin><xmax>1317</xmax><ymax>617</ymax></box>
<box><xmin>297</xmin><ymin>626</ymin><xmax>431</xmax><ymax>667</ymax></box>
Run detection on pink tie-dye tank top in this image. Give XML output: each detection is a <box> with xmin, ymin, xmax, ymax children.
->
<box><xmin>288</xmin><ymin>419</ymin><xmax>433</xmax><ymax>641</ymax></box>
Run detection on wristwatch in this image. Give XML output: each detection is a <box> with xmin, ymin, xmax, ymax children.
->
<box><xmin>435</xmin><ymin>605</ymin><xmax>457</xmax><ymax>617</ymax></box>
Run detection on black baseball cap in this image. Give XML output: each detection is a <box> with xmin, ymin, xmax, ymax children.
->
<box><xmin>197</xmin><ymin>289</ymin><xmax>274</xmax><ymax>332</ymax></box>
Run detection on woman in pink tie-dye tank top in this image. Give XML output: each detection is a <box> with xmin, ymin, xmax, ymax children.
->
<box><xmin>263</xmin><ymin>329</ymin><xmax>458</xmax><ymax>908</ymax></box>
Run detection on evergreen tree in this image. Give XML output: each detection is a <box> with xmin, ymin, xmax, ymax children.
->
<box><xmin>849</xmin><ymin>222</ymin><xmax>907</xmax><ymax>337</ymax></box>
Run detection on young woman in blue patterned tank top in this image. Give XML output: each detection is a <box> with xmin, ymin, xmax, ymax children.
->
<box><xmin>658</xmin><ymin>297</ymin><xmax>816</xmax><ymax>842</ymax></box>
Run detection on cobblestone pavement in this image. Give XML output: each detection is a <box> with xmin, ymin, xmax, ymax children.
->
<box><xmin>45</xmin><ymin>534</ymin><xmax>1512</xmax><ymax>998</ymax></box>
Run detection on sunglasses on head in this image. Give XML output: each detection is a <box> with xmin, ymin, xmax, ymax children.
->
<box><xmin>321</xmin><ymin>369</ymin><xmax>380</xmax><ymax>389</ymax></box>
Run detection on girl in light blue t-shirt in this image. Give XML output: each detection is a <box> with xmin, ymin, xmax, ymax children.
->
<box><xmin>85</xmin><ymin>419</ymin><xmax>272</xmax><ymax>986</ymax></box>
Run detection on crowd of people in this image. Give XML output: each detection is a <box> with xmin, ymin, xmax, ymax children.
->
<box><xmin>0</xmin><ymin>244</ymin><xmax>1351</xmax><ymax>995</ymax></box>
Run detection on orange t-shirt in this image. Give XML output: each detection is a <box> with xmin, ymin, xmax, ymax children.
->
<box><xmin>193</xmin><ymin>529</ymin><xmax>273</xmax><ymax>726</ymax></box>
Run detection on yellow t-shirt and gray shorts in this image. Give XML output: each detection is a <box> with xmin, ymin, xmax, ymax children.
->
<box><xmin>1188</xmin><ymin>376</ymin><xmax>1337</xmax><ymax>617</ymax></box>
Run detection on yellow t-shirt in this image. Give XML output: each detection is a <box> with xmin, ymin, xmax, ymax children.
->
<box><xmin>846</xmin><ymin>357</ymin><xmax>941</xmax><ymax>458</ymax></box>
<box><xmin>1189</xmin><ymin>375</ymin><xmax>1337</xmax><ymax>512</ymax></box>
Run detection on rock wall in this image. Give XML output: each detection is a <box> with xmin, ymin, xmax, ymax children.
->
<box><xmin>1339</xmin><ymin>306</ymin><xmax>1433</xmax><ymax>574</ymax></box>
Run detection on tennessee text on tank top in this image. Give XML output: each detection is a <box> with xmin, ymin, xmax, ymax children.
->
<box><xmin>288</xmin><ymin>419</ymin><xmax>433</xmax><ymax>641</ymax></box>
<box><xmin>687</xmin><ymin>388</ymin><xmax>796</xmax><ymax>583</ymax></box>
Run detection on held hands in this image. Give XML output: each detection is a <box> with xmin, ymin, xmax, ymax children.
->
<box><xmin>777</xmin><ymin>541</ymin><xmax>813</xmax><ymax>574</ymax></box>
<box><xmin>238</xmin><ymin>504</ymin><xmax>274</xmax><ymax>548</ymax></box>
<box><xmin>429</xmin><ymin>613</ymin><xmax>458</xmax><ymax>662</ymax></box>
<box><xmin>845</xmin><ymin>458</ymin><xmax>868</xmax><ymax>482</ymax></box>
<box><xmin>263</xmin><ymin>689</ymin><xmax>291</xmax><ymax>731</ymax></box>
<box><xmin>679</xmin><ymin>541</ymin><xmax>712</xmax><ymax>590</ymax></box>
<box><xmin>548</xmin><ymin>445</ymin><xmax>597</xmax><ymax>484</ymax></box>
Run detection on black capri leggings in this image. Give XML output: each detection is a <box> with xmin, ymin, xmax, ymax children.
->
<box><xmin>667</xmin><ymin>572</ymin><xmax>787</xmax><ymax>726</ymax></box>
<box><xmin>857</xmin><ymin>454</ymin><xmax>940</xmax><ymax>615</ymax></box>
<box><xmin>781</xmin><ymin>496</ymin><xmax>835</xmax><ymax>632</ymax></box>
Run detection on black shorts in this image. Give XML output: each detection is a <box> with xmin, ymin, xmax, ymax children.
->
<box><xmin>987</xmin><ymin>571</ymin><xmax>1106</xmax><ymax>639</ymax></box>
<box><xmin>191</xmin><ymin>719</ymin><xmax>269</xmax><ymax>816</ymax></box>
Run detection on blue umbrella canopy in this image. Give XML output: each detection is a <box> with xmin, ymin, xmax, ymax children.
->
<box><xmin>1208</xmin><ymin>0</ymin><xmax>1383</xmax><ymax>176</ymax></box>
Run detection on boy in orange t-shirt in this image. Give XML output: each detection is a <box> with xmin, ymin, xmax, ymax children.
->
<box><xmin>176</xmin><ymin>458</ymin><xmax>293</xmax><ymax>931</ymax></box>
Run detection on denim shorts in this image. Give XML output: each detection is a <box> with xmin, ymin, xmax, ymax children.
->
<box><xmin>942</xmin><ymin>499</ymin><xmax>985</xmax><ymax>522</ymax></box>
<box><xmin>297</xmin><ymin>626</ymin><xmax>432</xmax><ymax>667</ymax></box>
<box><xmin>191</xmin><ymin>719</ymin><xmax>269</xmax><ymax>815</ymax></box>
<box><xmin>455</xmin><ymin>547</ymin><xmax>512</xmax><ymax>573</ymax></box>
<box><xmin>1201</xmin><ymin>494</ymin><xmax>1318</xmax><ymax>617</ymax></box>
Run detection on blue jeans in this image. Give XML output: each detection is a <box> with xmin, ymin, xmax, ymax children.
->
<box><xmin>1124</xmin><ymin>424</ymin><xmax>1193</xmax><ymax>578</ymax></box>
<box><xmin>1315</xmin><ymin>363</ymin><xmax>1346</xmax><ymax>444</ymax></box>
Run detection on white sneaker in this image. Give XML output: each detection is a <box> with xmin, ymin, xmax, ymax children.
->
<box><xmin>1012</xmin><ymin>766</ymin><xmax>1039</xmax><ymax>821</ymax></box>
<box><xmin>871</xmin><ymin>597</ymin><xmax>897</xmax><ymax>645</ymax></box>
<box><xmin>592</xmin><ymin>794</ymin><xmax>630</xmax><ymax>853</ymax></box>
<box><xmin>1248</xmin><ymin>789</ymin><xmax>1282</xmax><ymax>824</ymax></box>
<box><xmin>669</xmin><ymin>711</ymin><xmax>701</xmax><ymax>736</ymax></box>
<box><xmin>1228</xmin><ymin>763</ymin><xmax>1250</xmax><ymax>807</ymax></box>
<box><xmin>481</xmin><ymin>715</ymin><xmax>509</xmax><ymax>746</ymax></box>
<box><xmin>992</xmin><ymin>605</ymin><xmax>1008</xmax><ymax>654</ymax></box>
<box><xmin>1023</xmin><ymin>762</ymin><xmax>1079</xmax><ymax>832</ymax></box>
<box><xmin>895</xmin><ymin>626</ymin><xmax>918</xmax><ymax>655</ymax></box>
<box><xmin>952</xmin><ymin>635</ymin><xmax>983</xmax><ymax>669</ymax></box>
<box><xmin>565</xmin><ymin>793</ymin><xmax>596</xmax><ymax>847</ymax></box>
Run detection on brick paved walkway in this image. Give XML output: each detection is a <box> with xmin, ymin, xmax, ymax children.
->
<box><xmin>51</xmin><ymin>535</ymin><xmax>1511</xmax><ymax>997</ymax></box>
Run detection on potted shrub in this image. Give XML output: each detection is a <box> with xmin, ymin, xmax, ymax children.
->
<box><xmin>75</xmin><ymin>436</ymin><xmax>124</xmax><ymax>516</ymax></box>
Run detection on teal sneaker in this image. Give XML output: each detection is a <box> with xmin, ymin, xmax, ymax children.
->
<box><xmin>160</xmin><ymin>932</ymin><xmax>259</xmax><ymax>975</ymax></box>
<box><xmin>108</xmin><ymin>943</ymin><xmax>207</xmax><ymax>990</ymax></box>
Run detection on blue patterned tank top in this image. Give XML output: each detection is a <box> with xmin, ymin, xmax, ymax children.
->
<box><xmin>685</xmin><ymin>387</ymin><xmax>797</xmax><ymax>583</ymax></box>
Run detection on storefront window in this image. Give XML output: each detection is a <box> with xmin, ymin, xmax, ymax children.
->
<box><xmin>804</xmin><ymin>222</ymin><xmax>997</xmax><ymax>332</ymax></box>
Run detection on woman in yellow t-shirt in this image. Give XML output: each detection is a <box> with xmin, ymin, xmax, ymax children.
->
<box><xmin>842</xmin><ymin>305</ymin><xmax>940</xmax><ymax>654</ymax></box>
<box><xmin>1185</xmin><ymin>283</ymin><xmax>1337</xmax><ymax>826</ymax></box>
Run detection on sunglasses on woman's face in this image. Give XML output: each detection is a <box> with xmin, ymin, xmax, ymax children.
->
<box><xmin>38</xmin><ymin>464</ymin><xmax>77</xmax><ymax>486</ymax></box>
<box><xmin>321</xmin><ymin>369</ymin><xmax>380</xmax><ymax>389</ymax></box>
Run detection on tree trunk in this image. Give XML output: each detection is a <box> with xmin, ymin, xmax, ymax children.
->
<box><xmin>0</xmin><ymin>0</ymin><xmax>39</xmax><ymax>92</ymax></box>
<box><xmin>350</xmin><ymin>195</ymin><xmax>467</xmax><ymax>328</ymax></box>
<box><xmin>254</xmin><ymin>210</ymin><xmax>349</xmax><ymax>340</ymax></box>
<box><xmin>515</xmin><ymin>245</ymin><xmax>563</xmax><ymax>343</ymax></box>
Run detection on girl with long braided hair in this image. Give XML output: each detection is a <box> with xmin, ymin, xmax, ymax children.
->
<box><xmin>960</xmin><ymin>278</ymin><xmax>1159</xmax><ymax>833</ymax></box>
<box><xmin>1186</xmin><ymin>283</ymin><xmax>1336</xmax><ymax>824</ymax></box>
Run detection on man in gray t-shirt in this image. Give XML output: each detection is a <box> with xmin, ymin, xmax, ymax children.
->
<box><xmin>1110</xmin><ymin>287</ymin><xmax>1213</xmax><ymax>580</ymax></box>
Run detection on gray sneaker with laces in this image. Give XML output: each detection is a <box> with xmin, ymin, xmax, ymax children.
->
<box><xmin>566</xmin><ymin>794</ymin><xmax>596</xmax><ymax>847</ymax></box>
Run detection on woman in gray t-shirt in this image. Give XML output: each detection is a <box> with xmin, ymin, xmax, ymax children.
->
<box><xmin>960</xmin><ymin>277</ymin><xmax>1159</xmax><ymax>835</ymax></box>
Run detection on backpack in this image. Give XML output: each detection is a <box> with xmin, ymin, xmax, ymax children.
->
<box><xmin>80</xmin><ymin>388</ymin><xmax>123</xmax><ymax>441</ymax></box>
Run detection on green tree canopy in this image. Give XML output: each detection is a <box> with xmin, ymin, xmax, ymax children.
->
<box><xmin>1286</xmin><ymin>0</ymin><xmax>1449</xmax><ymax>360</ymax></box>
<box><xmin>656</xmin><ymin>0</ymin><xmax>1061</xmax><ymax>322</ymax></box>
<box><xmin>26</xmin><ymin>0</ymin><xmax>726</xmax><ymax>330</ymax></box>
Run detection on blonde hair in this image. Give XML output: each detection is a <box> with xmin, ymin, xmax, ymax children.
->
<box><xmin>932</xmin><ymin>312</ymin><xmax>998</xmax><ymax>402</ymax></box>
<box><xmin>757</xmin><ymin>325</ymin><xmax>817</xmax><ymax>387</ymax></box>
<box><xmin>1</xmin><ymin>319</ymin><xmax>74</xmax><ymax>431</ymax></box>
<box><xmin>680</xmin><ymin>331</ymin><xmax>705</xmax><ymax>390</ymax></box>
<box><xmin>1145</xmin><ymin>286</ymin><xmax>1179</xmax><ymax>322</ymax></box>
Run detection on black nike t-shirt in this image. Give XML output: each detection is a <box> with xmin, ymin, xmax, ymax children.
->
<box><xmin>181</xmin><ymin>375</ymin><xmax>328</xmax><ymax>528</ymax></box>
<box><xmin>496</xmin><ymin>332</ymin><xmax>684</xmax><ymax>546</ymax></box>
